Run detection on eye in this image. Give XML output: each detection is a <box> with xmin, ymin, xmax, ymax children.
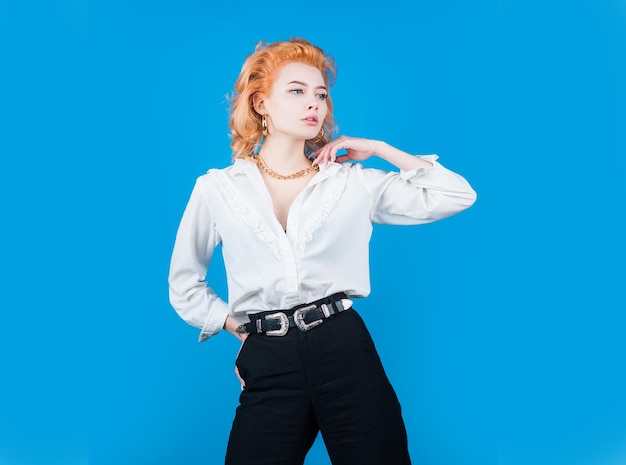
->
<box><xmin>316</xmin><ymin>93</ymin><xmax>328</xmax><ymax>100</ymax></box>
<box><xmin>290</xmin><ymin>88</ymin><xmax>304</xmax><ymax>95</ymax></box>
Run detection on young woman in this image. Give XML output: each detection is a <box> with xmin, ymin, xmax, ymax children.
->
<box><xmin>169</xmin><ymin>38</ymin><xmax>476</xmax><ymax>465</ymax></box>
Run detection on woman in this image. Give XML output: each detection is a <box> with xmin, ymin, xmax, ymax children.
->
<box><xmin>169</xmin><ymin>38</ymin><xmax>476</xmax><ymax>465</ymax></box>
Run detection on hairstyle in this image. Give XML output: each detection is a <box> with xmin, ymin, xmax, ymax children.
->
<box><xmin>228</xmin><ymin>38</ymin><xmax>337</xmax><ymax>160</ymax></box>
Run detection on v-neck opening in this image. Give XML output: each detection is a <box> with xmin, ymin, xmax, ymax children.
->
<box><xmin>251</xmin><ymin>165</ymin><xmax>320</xmax><ymax>235</ymax></box>
<box><xmin>233</xmin><ymin>159</ymin><xmax>343</xmax><ymax>239</ymax></box>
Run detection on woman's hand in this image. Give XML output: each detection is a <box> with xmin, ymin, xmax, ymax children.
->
<box><xmin>313</xmin><ymin>136</ymin><xmax>382</xmax><ymax>166</ymax></box>
<box><xmin>313</xmin><ymin>136</ymin><xmax>434</xmax><ymax>172</ymax></box>
<box><xmin>234</xmin><ymin>333</ymin><xmax>248</xmax><ymax>390</ymax></box>
<box><xmin>224</xmin><ymin>316</ymin><xmax>249</xmax><ymax>390</ymax></box>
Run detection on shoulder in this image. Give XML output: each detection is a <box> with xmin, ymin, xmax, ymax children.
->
<box><xmin>333</xmin><ymin>161</ymin><xmax>385</xmax><ymax>183</ymax></box>
<box><xmin>196</xmin><ymin>160</ymin><xmax>248</xmax><ymax>185</ymax></box>
<box><xmin>320</xmin><ymin>161</ymin><xmax>366</xmax><ymax>178</ymax></box>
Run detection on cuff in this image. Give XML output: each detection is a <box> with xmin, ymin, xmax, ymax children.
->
<box><xmin>197</xmin><ymin>301</ymin><xmax>230</xmax><ymax>342</ymax></box>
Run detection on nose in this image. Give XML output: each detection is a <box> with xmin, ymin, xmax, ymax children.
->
<box><xmin>307</xmin><ymin>99</ymin><xmax>319</xmax><ymax>110</ymax></box>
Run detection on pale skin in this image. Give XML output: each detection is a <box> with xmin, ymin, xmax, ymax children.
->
<box><xmin>223</xmin><ymin>62</ymin><xmax>433</xmax><ymax>387</ymax></box>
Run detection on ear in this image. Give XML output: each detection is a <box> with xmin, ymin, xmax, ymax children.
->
<box><xmin>252</xmin><ymin>93</ymin><xmax>266</xmax><ymax>114</ymax></box>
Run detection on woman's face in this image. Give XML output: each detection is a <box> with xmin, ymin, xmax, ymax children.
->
<box><xmin>262</xmin><ymin>62</ymin><xmax>328</xmax><ymax>141</ymax></box>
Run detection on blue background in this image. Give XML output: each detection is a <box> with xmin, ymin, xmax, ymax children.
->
<box><xmin>1</xmin><ymin>0</ymin><xmax>625</xmax><ymax>464</ymax></box>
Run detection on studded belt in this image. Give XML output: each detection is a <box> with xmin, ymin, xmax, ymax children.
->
<box><xmin>236</xmin><ymin>292</ymin><xmax>349</xmax><ymax>336</ymax></box>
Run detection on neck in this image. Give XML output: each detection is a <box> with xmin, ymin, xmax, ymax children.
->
<box><xmin>257</xmin><ymin>136</ymin><xmax>311</xmax><ymax>171</ymax></box>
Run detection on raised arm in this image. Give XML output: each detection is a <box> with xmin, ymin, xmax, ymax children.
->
<box><xmin>313</xmin><ymin>136</ymin><xmax>476</xmax><ymax>224</ymax></box>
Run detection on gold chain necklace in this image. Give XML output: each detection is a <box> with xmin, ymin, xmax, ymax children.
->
<box><xmin>253</xmin><ymin>154</ymin><xmax>319</xmax><ymax>180</ymax></box>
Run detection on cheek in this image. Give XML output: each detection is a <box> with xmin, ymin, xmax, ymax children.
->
<box><xmin>276</xmin><ymin>99</ymin><xmax>298</xmax><ymax>115</ymax></box>
<box><xmin>268</xmin><ymin>104</ymin><xmax>290</xmax><ymax>125</ymax></box>
<box><xmin>320</xmin><ymin>104</ymin><xmax>329</xmax><ymax>120</ymax></box>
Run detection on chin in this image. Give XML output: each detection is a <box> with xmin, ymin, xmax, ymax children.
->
<box><xmin>303</xmin><ymin>130</ymin><xmax>321</xmax><ymax>140</ymax></box>
<box><xmin>285</xmin><ymin>128</ymin><xmax>320</xmax><ymax>141</ymax></box>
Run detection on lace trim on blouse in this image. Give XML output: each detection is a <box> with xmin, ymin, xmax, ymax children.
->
<box><xmin>209</xmin><ymin>170</ymin><xmax>283</xmax><ymax>261</ymax></box>
<box><xmin>296</xmin><ymin>167</ymin><xmax>349</xmax><ymax>259</ymax></box>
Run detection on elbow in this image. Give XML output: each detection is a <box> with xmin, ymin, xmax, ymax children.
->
<box><xmin>429</xmin><ymin>187</ymin><xmax>477</xmax><ymax>220</ymax></box>
<box><xmin>168</xmin><ymin>274</ymin><xmax>196</xmax><ymax>318</ymax></box>
<box><xmin>453</xmin><ymin>187</ymin><xmax>477</xmax><ymax>215</ymax></box>
<box><xmin>168</xmin><ymin>286</ymin><xmax>187</xmax><ymax>317</ymax></box>
<box><xmin>463</xmin><ymin>186</ymin><xmax>478</xmax><ymax>209</ymax></box>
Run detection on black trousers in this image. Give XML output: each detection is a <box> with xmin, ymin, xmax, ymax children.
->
<box><xmin>225</xmin><ymin>307</ymin><xmax>411</xmax><ymax>465</ymax></box>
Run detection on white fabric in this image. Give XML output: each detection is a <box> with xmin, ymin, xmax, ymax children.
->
<box><xmin>168</xmin><ymin>156</ymin><xmax>476</xmax><ymax>341</ymax></box>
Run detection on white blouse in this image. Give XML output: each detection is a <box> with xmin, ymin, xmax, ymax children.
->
<box><xmin>168</xmin><ymin>155</ymin><xmax>476</xmax><ymax>341</ymax></box>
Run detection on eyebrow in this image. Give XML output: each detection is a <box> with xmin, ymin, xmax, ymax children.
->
<box><xmin>287</xmin><ymin>80</ymin><xmax>328</xmax><ymax>91</ymax></box>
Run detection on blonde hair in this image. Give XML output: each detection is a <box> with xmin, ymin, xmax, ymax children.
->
<box><xmin>228</xmin><ymin>38</ymin><xmax>337</xmax><ymax>160</ymax></box>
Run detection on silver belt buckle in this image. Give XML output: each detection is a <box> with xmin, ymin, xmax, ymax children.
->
<box><xmin>294</xmin><ymin>304</ymin><xmax>323</xmax><ymax>332</ymax></box>
<box><xmin>264</xmin><ymin>312</ymin><xmax>289</xmax><ymax>336</ymax></box>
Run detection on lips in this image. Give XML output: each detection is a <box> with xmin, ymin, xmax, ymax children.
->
<box><xmin>303</xmin><ymin>115</ymin><xmax>319</xmax><ymax>125</ymax></box>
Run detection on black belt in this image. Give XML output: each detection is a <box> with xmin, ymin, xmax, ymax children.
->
<box><xmin>236</xmin><ymin>292</ymin><xmax>349</xmax><ymax>336</ymax></box>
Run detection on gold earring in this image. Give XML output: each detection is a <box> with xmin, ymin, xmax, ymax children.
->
<box><xmin>262</xmin><ymin>115</ymin><xmax>268</xmax><ymax>136</ymax></box>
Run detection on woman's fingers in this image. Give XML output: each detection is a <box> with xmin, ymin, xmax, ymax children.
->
<box><xmin>315</xmin><ymin>135</ymin><xmax>377</xmax><ymax>166</ymax></box>
<box><xmin>314</xmin><ymin>141</ymin><xmax>342</xmax><ymax>166</ymax></box>
<box><xmin>234</xmin><ymin>365</ymin><xmax>245</xmax><ymax>390</ymax></box>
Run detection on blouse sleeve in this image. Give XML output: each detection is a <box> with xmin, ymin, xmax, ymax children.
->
<box><xmin>357</xmin><ymin>155</ymin><xmax>477</xmax><ymax>225</ymax></box>
<box><xmin>168</xmin><ymin>177</ymin><xmax>229</xmax><ymax>342</ymax></box>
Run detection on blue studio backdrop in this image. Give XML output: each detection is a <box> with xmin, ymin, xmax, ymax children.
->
<box><xmin>1</xmin><ymin>1</ymin><xmax>625</xmax><ymax>464</ymax></box>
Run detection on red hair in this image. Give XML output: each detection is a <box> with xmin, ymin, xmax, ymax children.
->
<box><xmin>229</xmin><ymin>38</ymin><xmax>337</xmax><ymax>160</ymax></box>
